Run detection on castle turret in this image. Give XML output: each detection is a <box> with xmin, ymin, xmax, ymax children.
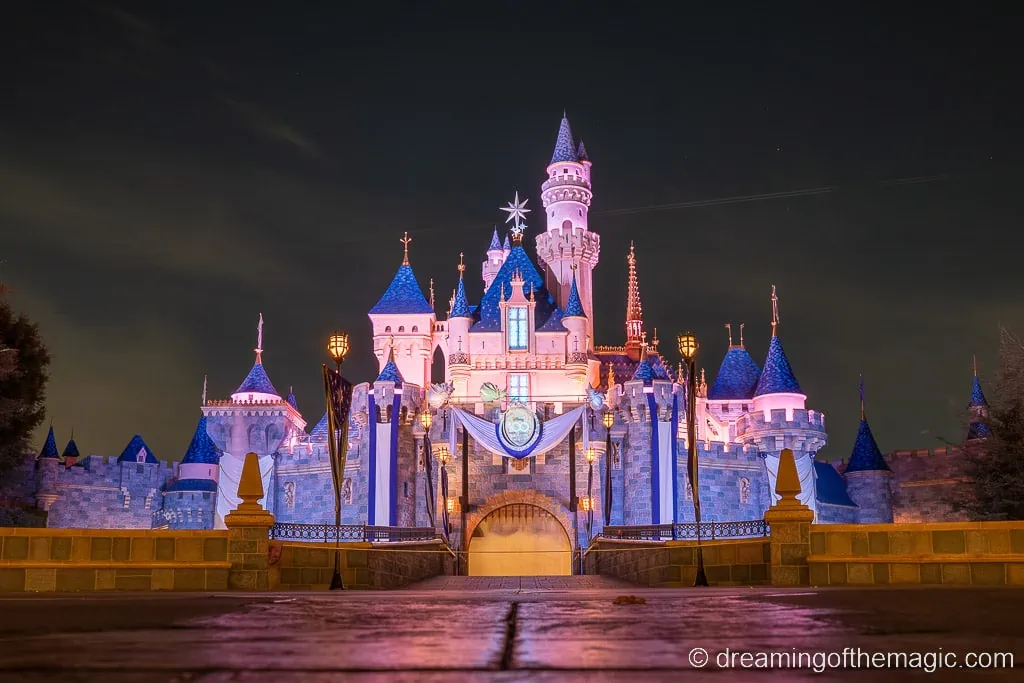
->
<box><xmin>34</xmin><ymin>426</ymin><xmax>61</xmax><ymax>511</ymax></box>
<box><xmin>368</xmin><ymin>232</ymin><xmax>436</xmax><ymax>389</ymax></box>
<box><xmin>162</xmin><ymin>416</ymin><xmax>221</xmax><ymax>530</ymax></box>
<box><xmin>562</xmin><ymin>268</ymin><xmax>588</xmax><ymax>386</ymax></box>
<box><xmin>446</xmin><ymin>254</ymin><xmax>473</xmax><ymax>395</ymax></box>
<box><xmin>967</xmin><ymin>357</ymin><xmax>991</xmax><ymax>441</ymax></box>
<box><xmin>705</xmin><ymin>324</ymin><xmax>762</xmax><ymax>438</ymax></box>
<box><xmin>624</xmin><ymin>243</ymin><xmax>645</xmax><ymax>360</ymax></box>
<box><xmin>61</xmin><ymin>435</ymin><xmax>80</xmax><ymax>468</ymax></box>
<box><xmin>482</xmin><ymin>228</ymin><xmax>506</xmax><ymax>291</ymax></box>
<box><xmin>735</xmin><ymin>287</ymin><xmax>826</xmax><ymax>513</ymax></box>
<box><xmin>843</xmin><ymin>377</ymin><xmax>894</xmax><ymax>523</ymax></box>
<box><xmin>231</xmin><ymin>313</ymin><xmax>280</xmax><ymax>404</ymax></box>
<box><xmin>536</xmin><ymin>114</ymin><xmax>600</xmax><ymax>343</ymax></box>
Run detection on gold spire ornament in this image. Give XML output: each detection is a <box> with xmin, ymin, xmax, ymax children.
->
<box><xmin>770</xmin><ymin>285</ymin><xmax>780</xmax><ymax>336</ymax></box>
<box><xmin>400</xmin><ymin>232</ymin><xmax>412</xmax><ymax>265</ymax></box>
<box><xmin>725</xmin><ymin>322</ymin><xmax>733</xmax><ymax>347</ymax></box>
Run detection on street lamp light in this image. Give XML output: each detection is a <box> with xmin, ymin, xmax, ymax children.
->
<box><xmin>419</xmin><ymin>410</ymin><xmax>433</xmax><ymax>431</ymax></box>
<box><xmin>677</xmin><ymin>330</ymin><xmax>708</xmax><ymax>587</ymax></box>
<box><xmin>328</xmin><ymin>331</ymin><xmax>350</xmax><ymax>369</ymax></box>
<box><xmin>602</xmin><ymin>409</ymin><xmax>614</xmax><ymax>527</ymax></box>
<box><xmin>436</xmin><ymin>445</ymin><xmax>450</xmax><ymax>465</ymax></box>
<box><xmin>436</xmin><ymin>446</ymin><xmax>451</xmax><ymax>538</ymax></box>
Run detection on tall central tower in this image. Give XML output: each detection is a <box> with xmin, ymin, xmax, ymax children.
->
<box><xmin>535</xmin><ymin>114</ymin><xmax>600</xmax><ymax>346</ymax></box>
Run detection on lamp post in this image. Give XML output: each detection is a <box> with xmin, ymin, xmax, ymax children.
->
<box><xmin>678</xmin><ymin>330</ymin><xmax>708</xmax><ymax>587</ymax></box>
<box><xmin>602</xmin><ymin>410</ymin><xmax>614</xmax><ymax>527</ymax></box>
<box><xmin>585</xmin><ymin>446</ymin><xmax>597</xmax><ymax>540</ymax></box>
<box><xmin>324</xmin><ymin>331</ymin><xmax>350</xmax><ymax>590</ymax></box>
<box><xmin>419</xmin><ymin>410</ymin><xmax>436</xmax><ymax>530</ymax></box>
<box><xmin>436</xmin><ymin>445</ymin><xmax>451</xmax><ymax>540</ymax></box>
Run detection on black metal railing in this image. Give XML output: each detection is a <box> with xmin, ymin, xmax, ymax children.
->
<box><xmin>601</xmin><ymin>520</ymin><xmax>770</xmax><ymax>541</ymax></box>
<box><xmin>269</xmin><ymin>522</ymin><xmax>439</xmax><ymax>543</ymax></box>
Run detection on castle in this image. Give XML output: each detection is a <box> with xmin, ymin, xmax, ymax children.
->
<box><xmin>20</xmin><ymin>116</ymin><xmax>991</xmax><ymax>568</ymax></box>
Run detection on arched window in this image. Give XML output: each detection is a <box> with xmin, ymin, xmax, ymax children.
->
<box><xmin>385</xmin><ymin>325</ymin><xmax>392</xmax><ymax>333</ymax></box>
<box><xmin>411</xmin><ymin>325</ymin><xmax>418</xmax><ymax>333</ymax></box>
<box><xmin>562</xmin><ymin>220</ymin><xmax>572</xmax><ymax>230</ymax></box>
<box><xmin>398</xmin><ymin>326</ymin><xmax>405</xmax><ymax>332</ymax></box>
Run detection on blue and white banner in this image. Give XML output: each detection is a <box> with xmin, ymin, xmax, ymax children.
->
<box><xmin>451</xmin><ymin>405</ymin><xmax>586</xmax><ymax>460</ymax></box>
<box><xmin>648</xmin><ymin>393</ymin><xmax>675</xmax><ymax>525</ymax></box>
<box><xmin>367</xmin><ymin>391</ymin><xmax>402</xmax><ymax>526</ymax></box>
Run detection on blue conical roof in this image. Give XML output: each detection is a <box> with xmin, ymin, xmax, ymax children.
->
<box><xmin>117</xmin><ymin>435</ymin><xmax>158</xmax><ymax>464</ymax></box>
<box><xmin>502</xmin><ymin>234</ymin><xmax>510</xmax><ymax>250</ymax></box>
<box><xmin>181</xmin><ymin>416</ymin><xmax>222</xmax><ymax>465</ymax></box>
<box><xmin>61</xmin><ymin>438</ymin><xmax>80</xmax><ymax>460</ymax></box>
<box><xmin>369</xmin><ymin>264</ymin><xmax>433</xmax><ymax>315</ymax></box>
<box><xmin>286</xmin><ymin>387</ymin><xmax>298</xmax><ymax>410</ymax></box>
<box><xmin>38</xmin><ymin>426</ymin><xmax>59</xmax><ymax>459</ymax></box>
<box><xmin>814</xmin><ymin>461</ymin><xmax>857</xmax><ymax>506</ymax></box>
<box><xmin>309</xmin><ymin>412</ymin><xmax>329</xmax><ymax>440</ymax></box>
<box><xmin>236</xmin><ymin>361</ymin><xmax>279</xmax><ymax>396</ymax></box>
<box><xmin>449</xmin><ymin>276</ymin><xmax>472</xmax><ymax>319</ymax></box>
<box><xmin>577</xmin><ymin>140</ymin><xmax>589</xmax><ymax>162</ymax></box>
<box><xmin>472</xmin><ymin>246</ymin><xmax>560</xmax><ymax>332</ymax></box>
<box><xmin>563</xmin><ymin>272</ymin><xmax>586</xmax><ymax>317</ymax></box>
<box><xmin>550</xmin><ymin>115</ymin><xmax>578</xmax><ymax>164</ymax></box>
<box><xmin>753</xmin><ymin>336</ymin><xmax>802</xmax><ymax>396</ymax></box>
<box><xmin>845</xmin><ymin>419</ymin><xmax>891</xmax><ymax>472</ymax></box>
<box><xmin>632</xmin><ymin>358</ymin><xmax>655</xmax><ymax>384</ymax></box>
<box><xmin>709</xmin><ymin>347</ymin><xmax>762</xmax><ymax>400</ymax></box>
<box><xmin>969</xmin><ymin>375</ymin><xmax>987</xmax><ymax>408</ymax></box>
<box><xmin>376</xmin><ymin>346</ymin><xmax>404</xmax><ymax>385</ymax></box>
<box><xmin>488</xmin><ymin>228</ymin><xmax>502</xmax><ymax>251</ymax></box>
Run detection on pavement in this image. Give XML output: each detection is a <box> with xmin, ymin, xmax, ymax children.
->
<box><xmin>0</xmin><ymin>577</ymin><xmax>1022</xmax><ymax>681</ymax></box>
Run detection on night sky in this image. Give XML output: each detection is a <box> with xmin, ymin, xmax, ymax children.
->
<box><xmin>2</xmin><ymin>2</ymin><xmax>1021</xmax><ymax>463</ymax></box>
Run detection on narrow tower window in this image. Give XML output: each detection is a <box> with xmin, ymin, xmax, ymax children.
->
<box><xmin>508</xmin><ymin>306</ymin><xmax>528</xmax><ymax>351</ymax></box>
<box><xmin>509</xmin><ymin>373</ymin><xmax>529</xmax><ymax>402</ymax></box>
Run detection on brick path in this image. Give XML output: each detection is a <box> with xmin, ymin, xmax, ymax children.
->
<box><xmin>409</xmin><ymin>575</ymin><xmax>633</xmax><ymax>590</ymax></box>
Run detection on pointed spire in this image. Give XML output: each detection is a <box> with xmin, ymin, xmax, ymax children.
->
<box><xmin>577</xmin><ymin>140</ymin><xmax>589</xmax><ymax>162</ymax></box>
<box><xmin>450</xmin><ymin>254</ymin><xmax>472</xmax><ymax>319</ymax></box>
<box><xmin>846</xmin><ymin>409</ymin><xmax>891</xmax><ymax>473</ymax></box>
<box><xmin>429</xmin><ymin>278</ymin><xmax>435</xmax><ymax>310</ymax></box>
<box><xmin>739</xmin><ymin>323</ymin><xmax>746</xmax><ymax>348</ymax></box>
<box><xmin>753</xmin><ymin>335</ymin><xmax>802</xmax><ymax>396</ymax></box>
<box><xmin>725</xmin><ymin>323</ymin><xmax>733</xmax><ymax>347</ymax></box>
<box><xmin>564</xmin><ymin>266</ymin><xmax>586</xmax><ymax>317</ymax></box>
<box><xmin>859</xmin><ymin>375</ymin><xmax>866</xmax><ymax>419</ymax></box>
<box><xmin>770</xmin><ymin>285</ymin><xmax>780</xmax><ymax>336</ymax></box>
<box><xmin>286</xmin><ymin>386</ymin><xmax>298</xmax><ymax>410</ymax></box>
<box><xmin>625</xmin><ymin>241</ymin><xmax>645</xmax><ymax>356</ymax></box>
<box><xmin>400</xmin><ymin>231</ymin><xmax>412</xmax><ymax>266</ymax></box>
<box><xmin>38</xmin><ymin>425</ymin><xmax>59</xmax><ymax>459</ymax></box>
<box><xmin>180</xmin><ymin>416</ymin><xmax>222</xmax><ymax>465</ymax></box>
<box><xmin>550</xmin><ymin>113</ymin><xmax>579</xmax><ymax>164</ymax></box>
<box><xmin>255</xmin><ymin>312</ymin><xmax>264</xmax><ymax>364</ymax></box>
<box><xmin>376</xmin><ymin>335</ymin><xmax>404</xmax><ymax>385</ymax></box>
<box><xmin>488</xmin><ymin>227</ymin><xmax>502</xmax><ymax>252</ymax></box>
<box><xmin>61</xmin><ymin>437</ymin><xmax>80</xmax><ymax>461</ymax></box>
<box><xmin>503</xmin><ymin>233</ymin><xmax>511</xmax><ymax>251</ymax></box>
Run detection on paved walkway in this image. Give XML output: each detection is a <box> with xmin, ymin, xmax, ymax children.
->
<box><xmin>411</xmin><ymin>575</ymin><xmax>632</xmax><ymax>590</ymax></box>
<box><xmin>0</xmin><ymin>585</ymin><xmax>1021</xmax><ymax>680</ymax></box>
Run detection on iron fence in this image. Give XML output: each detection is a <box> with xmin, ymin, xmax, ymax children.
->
<box><xmin>601</xmin><ymin>520</ymin><xmax>770</xmax><ymax>541</ymax></box>
<box><xmin>269</xmin><ymin>523</ymin><xmax>439</xmax><ymax>543</ymax></box>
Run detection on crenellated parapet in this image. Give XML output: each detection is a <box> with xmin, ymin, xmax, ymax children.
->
<box><xmin>734</xmin><ymin>408</ymin><xmax>828</xmax><ymax>455</ymax></box>
<box><xmin>619</xmin><ymin>379</ymin><xmax>676</xmax><ymax>423</ymax></box>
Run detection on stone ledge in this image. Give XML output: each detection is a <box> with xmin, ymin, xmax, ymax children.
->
<box><xmin>808</xmin><ymin>554</ymin><xmax>1024</xmax><ymax>564</ymax></box>
<box><xmin>0</xmin><ymin>528</ymin><xmax>229</xmax><ymax>538</ymax></box>
<box><xmin>814</xmin><ymin>521</ymin><xmax>1024</xmax><ymax>532</ymax></box>
<box><xmin>0</xmin><ymin>560</ymin><xmax>232</xmax><ymax>569</ymax></box>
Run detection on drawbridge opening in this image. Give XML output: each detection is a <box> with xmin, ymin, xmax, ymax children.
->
<box><xmin>467</xmin><ymin>503</ymin><xmax>572</xmax><ymax>576</ymax></box>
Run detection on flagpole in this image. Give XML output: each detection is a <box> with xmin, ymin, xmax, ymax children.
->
<box><xmin>325</xmin><ymin>331</ymin><xmax>352</xmax><ymax>591</ymax></box>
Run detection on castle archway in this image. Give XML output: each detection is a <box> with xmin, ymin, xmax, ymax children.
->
<box><xmin>467</xmin><ymin>498</ymin><xmax>572</xmax><ymax>576</ymax></box>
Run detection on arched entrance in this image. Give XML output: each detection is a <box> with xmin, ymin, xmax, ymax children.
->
<box><xmin>468</xmin><ymin>503</ymin><xmax>572</xmax><ymax>576</ymax></box>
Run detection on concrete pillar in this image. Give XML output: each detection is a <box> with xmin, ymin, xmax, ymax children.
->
<box><xmin>764</xmin><ymin>448</ymin><xmax>814</xmax><ymax>586</ymax></box>
<box><xmin>224</xmin><ymin>452</ymin><xmax>275</xmax><ymax>590</ymax></box>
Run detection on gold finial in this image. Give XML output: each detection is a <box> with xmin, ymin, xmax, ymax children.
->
<box><xmin>400</xmin><ymin>232</ymin><xmax>412</xmax><ymax>265</ymax></box>
<box><xmin>739</xmin><ymin>323</ymin><xmax>745</xmax><ymax>348</ymax></box>
<box><xmin>770</xmin><ymin>285</ymin><xmax>779</xmax><ymax>336</ymax></box>
<box><xmin>529</xmin><ymin>283</ymin><xmax>535</xmax><ymax>302</ymax></box>
<box><xmin>973</xmin><ymin>354</ymin><xmax>978</xmax><ymax>377</ymax></box>
<box><xmin>429</xmin><ymin>278</ymin><xmax>435</xmax><ymax>308</ymax></box>
<box><xmin>725</xmin><ymin>322</ymin><xmax>733</xmax><ymax>346</ymax></box>
<box><xmin>457</xmin><ymin>251</ymin><xmax>465</xmax><ymax>275</ymax></box>
<box><xmin>651</xmin><ymin>327</ymin><xmax>659</xmax><ymax>348</ymax></box>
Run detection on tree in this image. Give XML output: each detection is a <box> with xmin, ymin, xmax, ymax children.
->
<box><xmin>956</xmin><ymin>327</ymin><xmax>1024</xmax><ymax>520</ymax></box>
<box><xmin>0</xmin><ymin>281</ymin><xmax>51</xmax><ymax>476</ymax></box>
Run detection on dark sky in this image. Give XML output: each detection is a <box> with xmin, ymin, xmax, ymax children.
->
<box><xmin>2</xmin><ymin>1</ymin><xmax>1021</xmax><ymax>463</ymax></box>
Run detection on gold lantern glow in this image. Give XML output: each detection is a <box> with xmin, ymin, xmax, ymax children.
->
<box><xmin>677</xmin><ymin>331</ymin><xmax>698</xmax><ymax>362</ymax></box>
<box><xmin>328</xmin><ymin>331</ymin><xmax>350</xmax><ymax>365</ymax></box>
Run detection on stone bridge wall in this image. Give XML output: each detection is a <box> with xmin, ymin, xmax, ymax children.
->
<box><xmin>270</xmin><ymin>539</ymin><xmax>452</xmax><ymax>589</ymax></box>
<box><xmin>585</xmin><ymin>538</ymin><xmax>770</xmax><ymax>587</ymax></box>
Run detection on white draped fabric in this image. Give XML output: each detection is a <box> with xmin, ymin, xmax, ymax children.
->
<box><xmin>373</xmin><ymin>423</ymin><xmax>393</xmax><ymax>525</ymax></box>
<box><xmin>215</xmin><ymin>453</ymin><xmax>276</xmax><ymax>529</ymax></box>
<box><xmin>451</xmin><ymin>405</ymin><xmax>587</xmax><ymax>459</ymax></box>
<box><xmin>656</xmin><ymin>422</ymin><xmax>674</xmax><ymax>523</ymax></box>
<box><xmin>765</xmin><ymin>452</ymin><xmax>818</xmax><ymax>518</ymax></box>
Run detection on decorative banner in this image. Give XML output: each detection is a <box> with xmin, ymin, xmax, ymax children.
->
<box><xmin>451</xmin><ymin>405</ymin><xmax>586</xmax><ymax>460</ymax></box>
<box><xmin>323</xmin><ymin>366</ymin><xmax>354</xmax><ymax>527</ymax></box>
<box><xmin>367</xmin><ymin>391</ymin><xmax>403</xmax><ymax>526</ymax></box>
<box><xmin>647</xmin><ymin>393</ymin><xmax>674</xmax><ymax>525</ymax></box>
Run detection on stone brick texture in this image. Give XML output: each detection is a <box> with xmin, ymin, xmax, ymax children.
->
<box><xmin>584</xmin><ymin>538</ymin><xmax>769</xmax><ymax>587</ymax></box>
<box><xmin>807</xmin><ymin>521</ymin><xmax>1024</xmax><ymax>587</ymax></box>
<box><xmin>0</xmin><ymin>527</ymin><xmax>230</xmax><ymax>591</ymax></box>
<box><xmin>270</xmin><ymin>539</ymin><xmax>449</xmax><ymax>589</ymax></box>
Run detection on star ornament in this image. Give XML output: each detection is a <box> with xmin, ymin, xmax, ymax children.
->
<box><xmin>509</xmin><ymin>221</ymin><xmax>526</xmax><ymax>240</ymax></box>
<box><xmin>500</xmin><ymin>191</ymin><xmax>531</xmax><ymax>225</ymax></box>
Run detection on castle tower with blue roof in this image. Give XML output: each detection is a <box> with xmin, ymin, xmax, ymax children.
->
<box><xmin>160</xmin><ymin>416</ymin><xmax>221</xmax><ymax>530</ymax></box>
<box><xmin>840</xmin><ymin>377</ymin><xmax>894</xmax><ymax>523</ymax></box>
<box><xmin>368</xmin><ymin>232</ymin><xmax>437</xmax><ymax>389</ymax></box>
<box><xmin>967</xmin><ymin>357</ymin><xmax>991</xmax><ymax>441</ymax></box>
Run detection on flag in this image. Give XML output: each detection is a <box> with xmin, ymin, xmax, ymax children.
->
<box><xmin>322</xmin><ymin>365</ymin><xmax>354</xmax><ymax>526</ymax></box>
<box><xmin>684</xmin><ymin>363</ymin><xmax>701</xmax><ymax>522</ymax></box>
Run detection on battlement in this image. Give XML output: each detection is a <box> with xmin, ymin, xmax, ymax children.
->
<box><xmin>535</xmin><ymin>225</ymin><xmax>600</xmax><ymax>264</ymax></box>
<box><xmin>735</xmin><ymin>408</ymin><xmax>827</xmax><ymax>435</ymax></box>
<box><xmin>696</xmin><ymin>440</ymin><xmax>765</xmax><ymax>465</ymax></box>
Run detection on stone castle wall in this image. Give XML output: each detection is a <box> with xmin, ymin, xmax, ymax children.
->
<box><xmin>43</xmin><ymin>456</ymin><xmax>175</xmax><ymax>529</ymax></box>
